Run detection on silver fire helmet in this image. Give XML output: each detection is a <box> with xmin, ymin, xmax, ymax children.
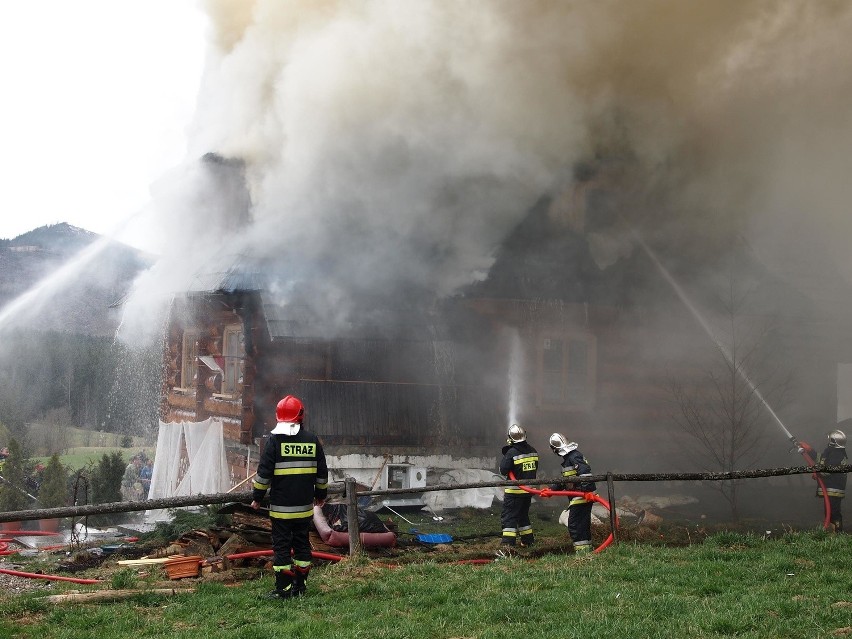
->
<box><xmin>828</xmin><ymin>429</ymin><xmax>847</xmax><ymax>448</ymax></box>
<box><xmin>549</xmin><ymin>433</ymin><xmax>578</xmax><ymax>455</ymax></box>
<box><xmin>507</xmin><ymin>423</ymin><xmax>526</xmax><ymax>443</ymax></box>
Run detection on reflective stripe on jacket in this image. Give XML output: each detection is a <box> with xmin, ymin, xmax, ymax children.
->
<box><xmin>817</xmin><ymin>447</ymin><xmax>848</xmax><ymax>499</ymax></box>
<box><xmin>500</xmin><ymin>441</ymin><xmax>538</xmax><ymax>494</ymax></box>
<box><xmin>551</xmin><ymin>449</ymin><xmax>597</xmax><ymax>505</ymax></box>
<box><xmin>253</xmin><ymin>429</ymin><xmax>328</xmax><ymax>519</ymax></box>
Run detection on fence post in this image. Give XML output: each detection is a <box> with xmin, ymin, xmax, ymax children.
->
<box><xmin>345</xmin><ymin>477</ymin><xmax>362</xmax><ymax>557</ymax></box>
<box><xmin>606</xmin><ymin>472</ymin><xmax>618</xmax><ymax>544</ymax></box>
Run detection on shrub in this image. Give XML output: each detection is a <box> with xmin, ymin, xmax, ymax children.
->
<box><xmin>90</xmin><ymin>452</ymin><xmax>126</xmax><ymax>505</ymax></box>
<box><xmin>0</xmin><ymin>439</ymin><xmax>31</xmax><ymax>513</ymax></box>
<box><xmin>38</xmin><ymin>454</ymin><xmax>69</xmax><ymax>509</ymax></box>
<box><xmin>85</xmin><ymin>451</ymin><xmax>126</xmax><ymax>525</ymax></box>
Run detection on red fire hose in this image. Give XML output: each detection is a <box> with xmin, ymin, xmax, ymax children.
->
<box><xmin>797</xmin><ymin>441</ymin><xmax>832</xmax><ymax>530</ymax></box>
<box><xmin>0</xmin><ymin>530</ymin><xmax>63</xmax><ymax>536</ymax></box>
<box><xmin>224</xmin><ymin>549</ymin><xmax>343</xmax><ymax>563</ymax></box>
<box><xmin>0</xmin><ymin>568</ymin><xmax>100</xmax><ymax>585</ymax></box>
<box><xmin>508</xmin><ymin>472</ymin><xmax>618</xmax><ymax>553</ymax></box>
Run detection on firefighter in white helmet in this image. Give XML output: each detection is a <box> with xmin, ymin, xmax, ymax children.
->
<box><xmin>252</xmin><ymin>395</ymin><xmax>328</xmax><ymax>599</ymax></box>
<box><xmin>497</xmin><ymin>423</ymin><xmax>539</xmax><ymax>555</ymax></box>
<box><xmin>546</xmin><ymin>433</ymin><xmax>597</xmax><ymax>554</ymax></box>
<box><xmin>817</xmin><ymin>423</ymin><xmax>848</xmax><ymax>531</ymax></box>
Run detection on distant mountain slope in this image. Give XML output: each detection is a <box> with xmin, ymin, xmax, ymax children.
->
<box><xmin>0</xmin><ymin>223</ymin><xmax>152</xmax><ymax>336</ymax></box>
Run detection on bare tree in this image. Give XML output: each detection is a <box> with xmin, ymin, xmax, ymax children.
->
<box><xmin>667</xmin><ymin>271</ymin><xmax>793</xmax><ymax>521</ymax></box>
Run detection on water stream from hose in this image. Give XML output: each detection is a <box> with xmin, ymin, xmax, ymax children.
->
<box><xmin>632</xmin><ymin>231</ymin><xmax>796</xmax><ymax>443</ymax></box>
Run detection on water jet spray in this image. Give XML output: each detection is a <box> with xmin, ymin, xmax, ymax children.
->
<box><xmin>507</xmin><ymin>328</ymin><xmax>524</xmax><ymax>427</ymax></box>
<box><xmin>632</xmin><ymin>230</ymin><xmax>831</xmax><ymax>527</ymax></box>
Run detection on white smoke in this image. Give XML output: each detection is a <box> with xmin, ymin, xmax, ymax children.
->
<box><xmin>119</xmin><ymin>0</ymin><xmax>852</xmax><ymax>344</ymax></box>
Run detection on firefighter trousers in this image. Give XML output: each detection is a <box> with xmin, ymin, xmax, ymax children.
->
<box><xmin>501</xmin><ymin>493</ymin><xmax>534</xmax><ymax>546</ymax></box>
<box><xmin>271</xmin><ymin>517</ymin><xmax>312</xmax><ymax>568</ymax></box>
<box><xmin>568</xmin><ymin>501</ymin><xmax>593</xmax><ymax>549</ymax></box>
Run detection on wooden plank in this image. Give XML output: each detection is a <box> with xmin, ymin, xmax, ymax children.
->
<box><xmin>41</xmin><ymin>588</ymin><xmax>194</xmax><ymax>604</ymax></box>
<box><xmin>115</xmin><ymin>557</ymin><xmax>175</xmax><ymax>566</ymax></box>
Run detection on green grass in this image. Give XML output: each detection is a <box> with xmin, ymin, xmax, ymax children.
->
<box><xmin>31</xmin><ymin>446</ymin><xmax>156</xmax><ymax>471</ymax></box>
<box><xmin>1</xmin><ymin>531</ymin><xmax>850</xmax><ymax>639</ymax></box>
<box><xmin>23</xmin><ymin>424</ymin><xmax>153</xmax><ymax>470</ymax></box>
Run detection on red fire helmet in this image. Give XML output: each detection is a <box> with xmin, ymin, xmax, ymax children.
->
<box><xmin>276</xmin><ymin>395</ymin><xmax>304</xmax><ymax>423</ymax></box>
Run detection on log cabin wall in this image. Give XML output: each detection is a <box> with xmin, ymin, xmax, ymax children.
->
<box><xmin>250</xmin><ymin>333</ymin><xmax>500</xmax><ymax>458</ymax></box>
<box><xmin>160</xmin><ymin>285</ymin><xmax>841</xmax><ymax>483</ymax></box>
<box><xmin>457</xmin><ymin>296</ymin><xmax>839</xmax><ymax>475</ymax></box>
<box><xmin>160</xmin><ymin>292</ymin><xmax>262</xmax><ymax>484</ymax></box>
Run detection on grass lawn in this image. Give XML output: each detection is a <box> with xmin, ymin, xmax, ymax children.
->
<box><xmin>31</xmin><ymin>446</ymin><xmax>156</xmax><ymax>471</ymax></box>
<box><xmin>22</xmin><ymin>424</ymin><xmax>154</xmax><ymax>470</ymax></box>
<box><xmin>1</xmin><ymin>529</ymin><xmax>850</xmax><ymax>639</ymax></box>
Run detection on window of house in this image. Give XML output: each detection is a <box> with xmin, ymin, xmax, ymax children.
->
<box><xmin>537</xmin><ymin>333</ymin><xmax>596</xmax><ymax>409</ymax></box>
<box><xmin>180</xmin><ymin>330</ymin><xmax>199</xmax><ymax>390</ymax></box>
<box><xmin>222</xmin><ymin>325</ymin><xmax>244</xmax><ymax>395</ymax></box>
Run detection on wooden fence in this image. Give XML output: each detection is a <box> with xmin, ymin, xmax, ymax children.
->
<box><xmin>2</xmin><ymin>464</ymin><xmax>849</xmax><ymax>556</ymax></box>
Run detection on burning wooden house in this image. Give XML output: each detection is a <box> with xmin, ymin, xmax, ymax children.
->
<box><xmin>155</xmin><ymin>156</ymin><xmax>852</xmax><ymax>511</ymax></box>
<box><xmin>158</xmin><ymin>274</ymin><xmax>505</xmax><ymax>508</ymax></box>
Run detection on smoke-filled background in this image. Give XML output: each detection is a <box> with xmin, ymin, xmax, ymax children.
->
<box><xmin>0</xmin><ymin>0</ymin><xmax>845</xmax><ymax>523</ymax></box>
<box><xmin>120</xmin><ymin>0</ymin><xmax>852</xmax><ymax>345</ymax></box>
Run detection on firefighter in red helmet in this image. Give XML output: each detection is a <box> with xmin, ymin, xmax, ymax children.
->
<box><xmin>252</xmin><ymin>395</ymin><xmax>328</xmax><ymax>599</ymax></box>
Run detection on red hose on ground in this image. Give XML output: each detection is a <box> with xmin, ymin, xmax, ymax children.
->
<box><xmin>509</xmin><ymin>472</ymin><xmax>618</xmax><ymax>553</ymax></box>
<box><xmin>0</xmin><ymin>568</ymin><xmax>100</xmax><ymax>585</ymax></box>
<box><xmin>310</xmin><ymin>551</ymin><xmax>344</xmax><ymax>563</ymax></box>
<box><xmin>0</xmin><ymin>530</ymin><xmax>63</xmax><ymax>536</ymax></box>
<box><xmin>224</xmin><ymin>549</ymin><xmax>343</xmax><ymax>563</ymax></box>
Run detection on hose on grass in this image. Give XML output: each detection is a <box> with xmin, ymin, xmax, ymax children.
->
<box><xmin>508</xmin><ymin>472</ymin><xmax>618</xmax><ymax>553</ymax></box>
<box><xmin>0</xmin><ymin>567</ymin><xmax>100</xmax><ymax>585</ymax></box>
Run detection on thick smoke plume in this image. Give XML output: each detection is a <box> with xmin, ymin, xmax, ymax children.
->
<box><xmin>120</xmin><ymin>0</ymin><xmax>852</xmax><ymax>342</ymax></box>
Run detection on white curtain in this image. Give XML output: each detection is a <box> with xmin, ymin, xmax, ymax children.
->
<box><xmin>145</xmin><ymin>418</ymin><xmax>230</xmax><ymax>522</ymax></box>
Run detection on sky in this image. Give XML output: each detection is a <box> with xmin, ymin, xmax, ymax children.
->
<box><xmin>0</xmin><ymin>0</ymin><xmax>208</xmax><ymax>251</ymax></box>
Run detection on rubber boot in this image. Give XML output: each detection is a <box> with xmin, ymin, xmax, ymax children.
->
<box><xmin>266</xmin><ymin>569</ymin><xmax>294</xmax><ymax>600</ymax></box>
<box><xmin>293</xmin><ymin>566</ymin><xmax>310</xmax><ymax>597</ymax></box>
<box><xmin>573</xmin><ymin>540</ymin><xmax>593</xmax><ymax>555</ymax></box>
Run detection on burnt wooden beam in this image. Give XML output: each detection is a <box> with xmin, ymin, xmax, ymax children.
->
<box><xmin>352</xmin><ymin>465</ymin><xmax>852</xmax><ymax>497</ymax></box>
<box><xmin>0</xmin><ymin>484</ymin><xmax>344</xmax><ymax>524</ymax></box>
<box><xmin>2</xmin><ymin>465</ymin><xmax>847</xmax><ymax>524</ymax></box>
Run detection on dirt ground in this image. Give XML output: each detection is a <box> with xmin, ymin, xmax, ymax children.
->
<box><xmin>1</xmin><ymin>479</ymin><xmax>833</xmax><ymax>596</ymax></box>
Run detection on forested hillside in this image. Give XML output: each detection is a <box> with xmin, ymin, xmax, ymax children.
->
<box><xmin>0</xmin><ymin>223</ymin><xmax>152</xmax><ymax>336</ymax></box>
<box><xmin>0</xmin><ymin>224</ymin><xmax>158</xmax><ymax>444</ymax></box>
<box><xmin>0</xmin><ymin>329</ymin><xmax>161</xmax><ymax>444</ymax></box>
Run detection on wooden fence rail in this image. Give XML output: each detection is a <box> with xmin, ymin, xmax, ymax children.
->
<box><xmin>2</xmin><ymin>464</ymin><xmax>849</xmax><ymax>556</ymax></box>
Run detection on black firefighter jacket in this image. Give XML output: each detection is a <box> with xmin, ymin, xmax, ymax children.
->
<box><xmin>500</xmin><ymin>441</ymin><xmax>539</xmax><ymax>495</ymax></box>
<box><xmin>551</xmin><ymin>449</ymin><xmax>597</xmax><ymax>506</ymax></box>
<box><xmin>818</xmin><ymin>446</ymin><xmax>848</xmax><ymax>499</ymax></box>
<box><xmin>253</xmin><ymin>428</ymin><xmax>329</xmax><ymax>520</ymax></box>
